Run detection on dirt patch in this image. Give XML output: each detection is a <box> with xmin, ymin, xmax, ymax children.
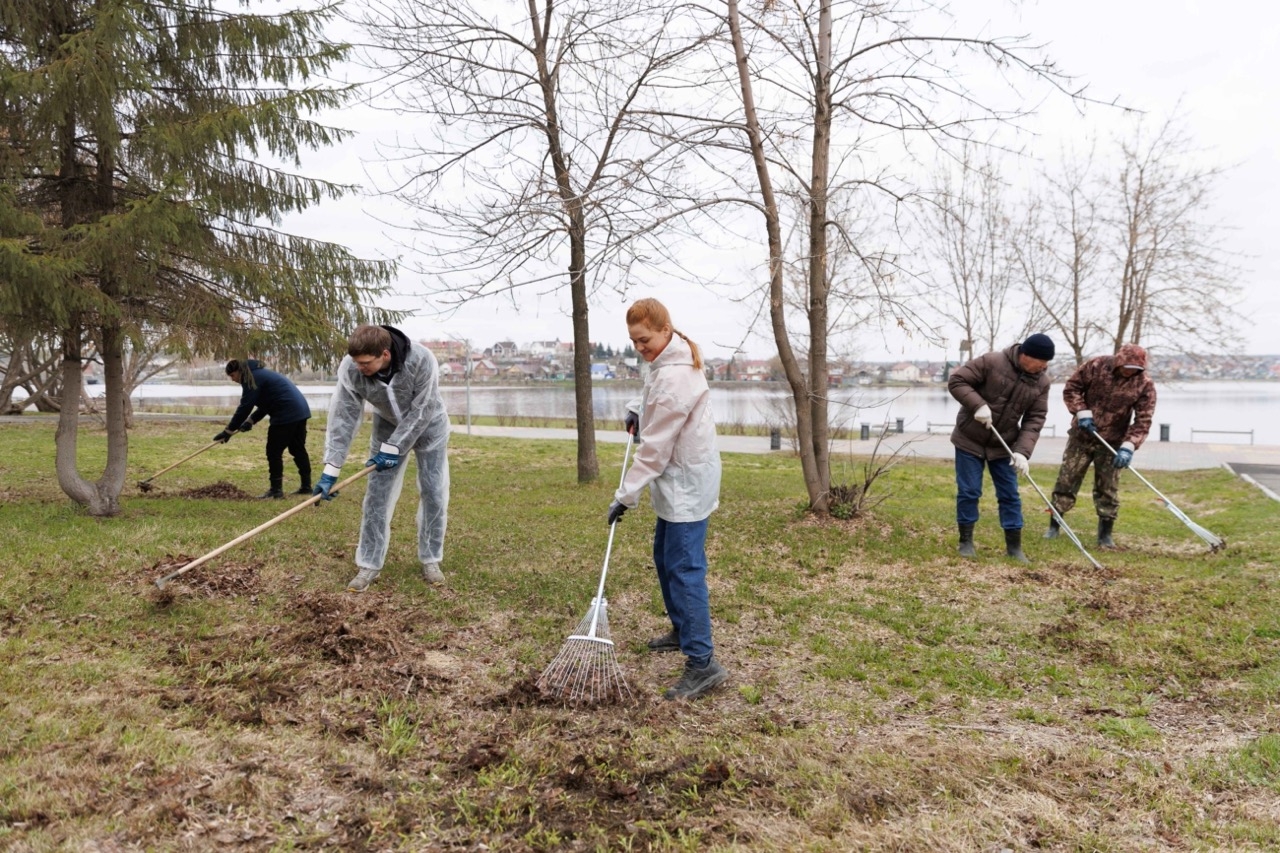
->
<box><xmin>179</xmin><ymin>481</ymin><xmax>255</xmax><ymax>500</ymax></box>
<box><xmin>146</xmin><ymin>555</ymin><xmax>261</xmax><ymax>600</ymax></box>
<box><xmin>276</xmin><ymin>592</ymin><xmax>459</xmax><ymax>697</ymax></box>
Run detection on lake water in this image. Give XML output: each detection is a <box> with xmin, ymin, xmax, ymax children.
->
<box><xmin>71</xmin><ymin>379</ymin><xmax>1280</xmax><ymax>446</ymax></box>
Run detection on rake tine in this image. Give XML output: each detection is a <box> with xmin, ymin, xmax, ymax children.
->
<box><xmin>537</xmin><ymin>440</ymin><xmax>637</xmax><ymax>704</ymax></box>
<box><xmin>1090</xmin><ymin>433</ymin><xmax>1225</xmax><ymax>552</ymax></box>
<box><xmin>987</xmin><ymin>425</ymin><xmax>1104</xmax><ymax>570</ymax></box>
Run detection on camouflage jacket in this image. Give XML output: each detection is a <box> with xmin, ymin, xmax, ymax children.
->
<box><xmin>1062</xmin><ymin>343</ymin><xmax>1158</xmax><ymax>449</ymax></box>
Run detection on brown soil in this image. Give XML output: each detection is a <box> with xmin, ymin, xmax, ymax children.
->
<box><xmin>179</xmin><ymin>481</ymin><xmax>256</xmax><ymax>500</ymax></box>
<box><xmin>14</xmin><ymin>550</ymin><xmax>1274</xmax><ymax>851</ymax></box>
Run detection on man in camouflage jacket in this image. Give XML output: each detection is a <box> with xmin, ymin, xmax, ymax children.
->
<box><xmin>1046</xmin><ymin>343</ymin><xmax>1157</xmax><ymax>549</ymax></box>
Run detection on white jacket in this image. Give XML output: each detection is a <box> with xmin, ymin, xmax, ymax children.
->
<box><xmin>614</xmin><ymin>334</ymin><xmax>721</xmax><ymax>522</ymax></box>
<box><xmin>323</xmin><ymin>337</ymin><xmax>448</xmax><ymax>468</ymax></box>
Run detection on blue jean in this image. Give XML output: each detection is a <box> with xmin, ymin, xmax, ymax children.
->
<box><xmin>653</xmin><ymin>517</ymin><xmax>714</xmax><ymax>668</ymax></box>
<box><xmin>955</xmin><ymin>448</ymin><xmax>1023</xmax><ymax>530</ymax></box>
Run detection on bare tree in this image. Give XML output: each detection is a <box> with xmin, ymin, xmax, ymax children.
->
<box><xmin>353</xmin><ymin>0</ymin><xmax>714</xmax><ymax>483</ymax></box>
<box><xmin>0</xmin><ymin>326</ymin><xmax>62</xmax><ymax>414</ymax></box>
<box><xmin>1104</xmin><ymin>113</ymin><xmax>1242</xmax><ymax>352</ymax></box>
<box><xmin>719</xmin><ymin>0</ymin><xmax>1078</xmax><ymax>513</ymax></box>
<box><xmin>1015</xmin><ymin>149</ymin><xmax>1105</xmax><ymax>366</ymax></box>
<box><xmin>931</xmin><ymin>147</ymin><xmax>1020</xmax><ymax>357</ymax></box>
<box><xmin>1019</xmin><ymin>113</ymin><xmax>1243</xmax><ymax>361</ymax></box>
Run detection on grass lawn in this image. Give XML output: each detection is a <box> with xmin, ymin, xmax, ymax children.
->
<box><xmin>1</xmin><ymin>416</ymin><xmax>1278</xmax><ymax>851</ymax></box>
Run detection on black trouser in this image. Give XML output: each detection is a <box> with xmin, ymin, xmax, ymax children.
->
<box><xmin>265</xmin><ymin>418</ymin><xmax>311</xmax><ymax>489</ymax></box>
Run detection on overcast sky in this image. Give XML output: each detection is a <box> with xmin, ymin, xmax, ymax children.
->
<box><xmin>287</xmin><ymin>0</ymin><xmax>1280</xmax><ymax>362</ymax></box>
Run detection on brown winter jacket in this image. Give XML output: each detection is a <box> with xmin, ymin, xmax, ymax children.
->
<box><xmin>1062</xmin><ymin>343</ymin><xmax>1158</xmax><ymax>449</ymax></box>
<box><xmin>948</xmin><ymin>344</ymin><xmax>1052</xmax><ymax>460</ymax></box>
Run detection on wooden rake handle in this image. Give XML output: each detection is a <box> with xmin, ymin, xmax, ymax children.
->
<box><xmin>139</xmin><ymin>440</ymin><xmax>222</xmax><ymax>485</ymax></box>
<box><xmin>154</xmin><ymin>465</ymin><xmax>375</xmax><ymax>588</ymax></box>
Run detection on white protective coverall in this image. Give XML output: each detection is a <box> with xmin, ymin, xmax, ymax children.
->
<box><xmin>614</xmin><ymin>334</ymin><xmax>721</xmax><ymax>521</ymax></box>
<box><xmin>322</xmin><ymin>328</ymin><xmax>450</xmax><ymax>570</ymax></box>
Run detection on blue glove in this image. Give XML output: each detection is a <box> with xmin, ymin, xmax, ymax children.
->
<box><xmin>213</xmin><ymin>430</ymin><xmax>232</xmax><ymax>443</ymax></box>
<box><xmin>1077</xmin><ymin>416</ymin><xmax>1095</xmax><ymax>433</ymax></box>
<box><xmin>366</xmin><ymin>443</ymin><xmax>400</xmax><ymax>472</ymax></box>
<box><xmin>607</xmin><ymin>501</ymin><xmax>628</xmax><ymax>525</ymax></box>
<box><xmin>312</xmin><ymin>472</ymin><xmax>339</xmax><ymax>501</ymax></box>
<box><xmin>237</xmin><ymin>421</ymin><xmax>254</xmax><ymax>433</ymax></box>
<box><xmin>1113</xmin><ymin>445</ymin><xmax>1134</xmax><ymax>469</ymax></box>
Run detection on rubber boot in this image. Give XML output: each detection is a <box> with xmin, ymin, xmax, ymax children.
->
<box><xmin>958</xmin><ymin>523</ymin><xmax>976</xmax><ymax>558</ymax></box>
<box><xmin>1044</xmin><ymin>516</ymin><xmax>1061</xmax><ymax>539</ymax></box>
<box><xmin>259</xmin><ymin>478</ymin><xmax>285</xmax><ymax>500</ymax></box>
<box><xmin>1097</xmin><ymin>517</ymin><xmax>1117</xmax><ymax>549</ymax></box>
<box><xmin>295</xmin><ymin>464</ymin><xmax>312</xmax><ymax>495</ymax></box>
<box><xmin>1004</xmin><ymin>528</ymin><xmax>1029</xmax><ymax>562</ymax></box>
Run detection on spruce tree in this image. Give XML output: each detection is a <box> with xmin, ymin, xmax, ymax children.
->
<box><xmin>0</xmin><ymin>0</ymin><xmax>394</xmax><ymax>515</ymax></box>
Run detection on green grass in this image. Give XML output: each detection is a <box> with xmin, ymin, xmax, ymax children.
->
<box><xmin>0</xmin><ymin>416</ymin><xmax>1278</xmax><ymax>850</ymax></box>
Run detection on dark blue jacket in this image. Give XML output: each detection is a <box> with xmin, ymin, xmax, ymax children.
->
<box><xmin>227</xmin><ymin>360</ymin><xmax>311</xmax><ymax>429</ymax></box>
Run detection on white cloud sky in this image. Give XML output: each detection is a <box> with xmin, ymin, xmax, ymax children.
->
<box><xmin>285</xmin><ymin>0</ymin><xmax>1280</xmax><ymax>361</ymax></box>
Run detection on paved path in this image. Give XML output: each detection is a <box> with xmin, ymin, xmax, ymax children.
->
<box><xmin>449</xmin><ymin>425</ymin><xmax>1280</xmax><ymax>502</ymax></box>
<box><xmin>1224</xmin><ymin>463</ymin><xmax>1280</xmax><ymax>501</ymax></box>
<box><xmin>6</xmin><ymin>413</ymin><xmax>1275</xmax><ymax>501</ymax></box>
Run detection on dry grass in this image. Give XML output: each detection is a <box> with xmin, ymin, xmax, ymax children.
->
<box><xmin>1</xmin><ymin>419</ymin><xmax>1278</xmax><ymax>850</ymax></box>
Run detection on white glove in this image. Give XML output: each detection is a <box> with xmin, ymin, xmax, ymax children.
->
<box><xmin>1010</xmin><ymin>452</ymin><xmax>1029</xmax><ymax>477</ymax></box>
<box><xmin>974</xmin><ymin>404</ymin><xmax>992</xmax><ymax>426</ymax></box>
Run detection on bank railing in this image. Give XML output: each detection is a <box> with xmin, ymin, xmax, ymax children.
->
<box><xmin>1190</xmin><ymin>428</ymin><xmax>1254</xmax><ymax>445</ymax></box>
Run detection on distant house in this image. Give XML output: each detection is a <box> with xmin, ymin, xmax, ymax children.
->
<box><xmin>471</xmin><ymin>359</ymin><xmax>499</xmax><ymax>380</ymax></box>
<box><xmin>591</xmin><ymin>363</ymin><xmax>615</xmax><ymax>380</ymax></box>
<box><xmin>421</xmin><ymin>339</ymin><xmax>469</xmax><ymax>361</ymax></box>
<box><xmin>528</xmin><ymin>340</ymin><xmax>560</xmax><ymax>357</ymax></box>
<box><xmin>490</xmin><ymin>341</ymin><xmax>520</xmax><ymax>359</ymax></box>
<box><xmin>504</xmin><ymin>362</ymin><xmax>546</xmax><ymax>380</ymax></box>
<box><xmin>888</xmin><ymin>362</ymin><xmax>922</xmax><ymax>382</ymax></box>
<box><xmin>439</xmin><ymin>361</ymin><xmax>466</xmax><ymax>378</ymax></box>
<box><xmin>742</xmin><ymin>360</ymin><xmax>773</xmax><ymax>382</ymax></box>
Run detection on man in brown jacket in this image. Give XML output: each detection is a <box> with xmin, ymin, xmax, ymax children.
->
<box><xmin>948</xmin><ymin>334</ymin><xmax>1056</xmax><ymax>562</ymax></box>
<box><xmin>1046</xmin><ymin>343</ymin><xmax>1157</xmax><ymax>549</ymax></box>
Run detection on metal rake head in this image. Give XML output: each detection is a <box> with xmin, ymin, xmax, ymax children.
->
<box><xmin>537</xmin><ymin>597</ymin><xmax>631</xmax><ymax>705</ymax></box>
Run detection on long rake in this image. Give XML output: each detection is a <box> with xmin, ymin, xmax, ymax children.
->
<box><xmin>987</xmin><ymin>425</ymin><xmax>1104</xmax><ymax>570</ymax></box>
<box><xmin>137</xmin><ymin>440</ymin><xmax>221</xmax><ymax>492</ymax></box>
<box><xmin>154</xmin><ymin>465</ymin><xmax>375</xmax><ymax>589</ymax></box>
<box><xmin>1090</xmin><ymin>432</ymin><xmax>1225</xmax><ymax>552</ymax></box>
<box><xmin>537</xmin><ymin>439</ymin><xmax>635</xmax><ymax>705</ymax></box>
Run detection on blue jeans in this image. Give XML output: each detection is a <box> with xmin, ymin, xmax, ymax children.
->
<box><xmin>653</xmin><ymin>517</ymin><xmax>714</xmax><ymax>668</ymax></box>
<box><xmin>955</xmin><ymin>448</ymin><xmax>1023</xmax><ymax>530</ymax></box>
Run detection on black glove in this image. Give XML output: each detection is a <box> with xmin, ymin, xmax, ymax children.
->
<box><xmin>237</xmin><ymin>421</ymin><xmax>254</xmax><ymax>433</ymax></box>
<box><xmin>213</xmin><ymin>430</ymin><xmax>232</xmax><ymax>443</ymax></box>
<box><xmin>624</xmin><ymin>411</ymin><xmax>639</xmax><ymax>436</ymax></box>
<box><xmin>607</xmin><ymin>500</ymin><xmax>628</xmax><ymax>526</ymax></box>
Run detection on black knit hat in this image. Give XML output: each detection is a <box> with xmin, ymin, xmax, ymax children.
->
<box><xmin>1019</xmin><ymin>333</ymin><xmax>1055</xmax><ymax>361</ymax></box>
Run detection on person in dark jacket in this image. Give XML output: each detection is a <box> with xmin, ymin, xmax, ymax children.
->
<box><xmin>947</xmin><ymin>334</ymin><xmax>1056</xmax><ymax>562</ymax></box>
<box><xmin>216</xmin><ymin>359</ymin><xmax>312</xmax><ymax>499</ymax></box>
<box><xmin>1046</xmin><ymin>343</ymin><xmax>1157</xmax><ymax>549</ymax></box>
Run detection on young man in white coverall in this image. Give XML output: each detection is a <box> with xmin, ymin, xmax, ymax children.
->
<box><xmin>313</xmin><ymin>324</ymin><xmax>451</xmax><ymax>592</ymax></box>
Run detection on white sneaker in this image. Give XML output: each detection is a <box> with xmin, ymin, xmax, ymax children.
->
<box><xmin>346</xmin><ymin>567</ymin><xmax>380</xmax><ymax>592</ymax></box>
<box><xmin>422</xmin><ymin>562</ymin><xmax>445</xmax><ymax>584</ymax></box>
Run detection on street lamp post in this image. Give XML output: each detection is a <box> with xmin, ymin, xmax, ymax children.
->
<box><xmin>464</xmin><ymin>341</ymin><xmax>472</xmax><ymax>435</ymax></box>
<box><xmin>449</xmin><ymin>335</ymin><xmax>473</xmax><ymax>435</ymax></box>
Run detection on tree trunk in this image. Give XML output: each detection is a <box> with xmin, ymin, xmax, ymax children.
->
<box><xmin>53</xmin><ymin>319</ymin><xmax>129</xmax><ymax>517</ymax></box>
<box><xmin>805</xmin><ymin>0</ymin><xmax>834</xmax><ymax>511</ymax></box>
<box><xmin>569</xmin><ymin>225</ymin><xmax>599</xmax><ymax>484</ymax></box>
<box><xmin>531</xmin><ymin>1</ymin><xmax>599</xmax><ymax>483</ymax></box>
<box><xmin>727</xmin><ymin>0</ymin><xmax>824</xmax><ymax>509</ymax></box>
